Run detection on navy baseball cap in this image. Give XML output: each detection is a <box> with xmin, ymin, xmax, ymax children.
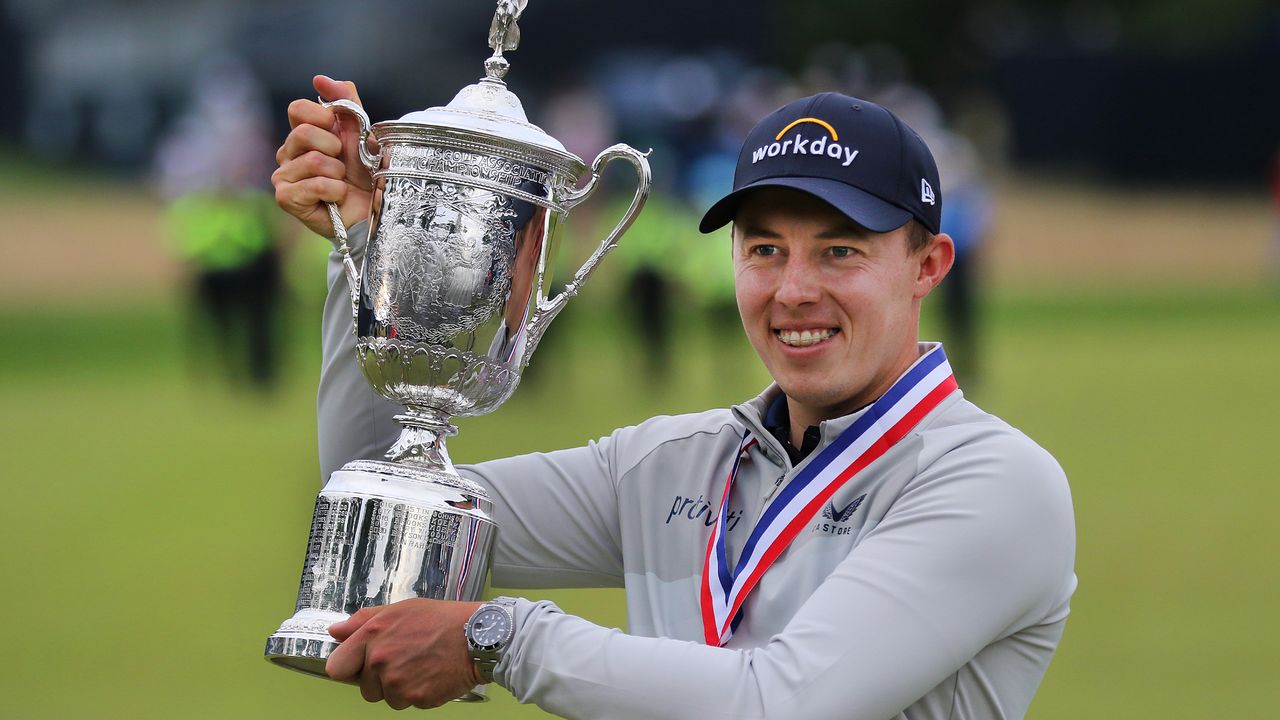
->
<box><xmin>699</xmin><ymin>92</ymin><xmax>942</xmax><ymax>235</ymax></box>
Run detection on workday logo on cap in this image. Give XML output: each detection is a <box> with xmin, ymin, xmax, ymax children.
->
<box><xmin>750</xmin><ymin>117</ymin><xmax>861</xmax><ymax>168</ymax></box>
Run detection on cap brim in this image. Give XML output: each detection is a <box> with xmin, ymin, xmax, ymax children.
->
<box><xmin>698</xmin><ymin>177</ymin><xmax>912</xmax><ymax>234</ymax></box>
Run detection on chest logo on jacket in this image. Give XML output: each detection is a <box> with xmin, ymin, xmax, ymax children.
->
<box><xmin>813</xmin><ymin>493</ymin><xmax>866</xmax><ymax>535</ymax></box>
<box><xmin>667</xmin><ymin>493</ymin><xmax>743</xmax><ymax>531</ymax></box>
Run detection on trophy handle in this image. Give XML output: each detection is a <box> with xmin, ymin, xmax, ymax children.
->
<box><xmin>320</xmin><ymin>98</ymin><xmax>380</xmax><ymax>174</ymax></box>
<box><xmin>326</xmin><ymin>202</ymin><xmax>362</xmax><ymax>331</ymax></box>
<box><xmin>318</xmin><ymin>98</ymin><xmax>380</xmax><ymax>331</ymax></box>
<box><xmin>522</xmin><ymin>144</ymin><xmax>652</xmax><ymax>362</ymax></box>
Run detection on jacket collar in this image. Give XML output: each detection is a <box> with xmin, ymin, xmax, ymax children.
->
<box><xmin>731</xmin><ymin>341</ymin><xmax>955</xmax><ymax>467</ymax></box>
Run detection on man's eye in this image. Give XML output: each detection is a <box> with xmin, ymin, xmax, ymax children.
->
<box><xmin>752</xmin><ymin>245</ymin><xmax>779</xmax><ymax>257</ymax></box>
<box><xmin>830</xmin><ymin>246</ymin><xmax>858</xmax><ymax>258</ymax></box>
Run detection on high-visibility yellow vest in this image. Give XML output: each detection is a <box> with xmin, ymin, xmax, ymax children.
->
<box><xmin>165</xmin><ymin>191</ymin><xmax>276</xmax><ymax>270</ymax></box>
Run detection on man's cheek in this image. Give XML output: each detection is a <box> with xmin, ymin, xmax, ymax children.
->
<box><xmin>734</xmin><ymin>274</ymin><xmax>770</xmax><ymax>307</ymax></box>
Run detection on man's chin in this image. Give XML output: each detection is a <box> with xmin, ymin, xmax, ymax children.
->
<box><xmin>775</xmin><ymin>383</ymin><xmax>840</xmax><ymax>409</ymax></box>
<box><xmin>777</xmin><ymin>378</ymin><xmax>876</xmax><ymax>417</ymax></box>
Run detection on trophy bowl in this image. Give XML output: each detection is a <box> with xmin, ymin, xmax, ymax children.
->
<box><xmin>264</xmin><ymin>0</ymin><xmax>651</xmax><ymax>697</ymax></box>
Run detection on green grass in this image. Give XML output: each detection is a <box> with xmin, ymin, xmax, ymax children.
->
<box><xmin>2</xmin><ymin>286</ymin><xmax>1277</xmax><ymax>718</ymax></box>
<box><xmin>975</xmin><ymin>288</ymin><xmax>1280</xmax><ymax>718</ymax></box>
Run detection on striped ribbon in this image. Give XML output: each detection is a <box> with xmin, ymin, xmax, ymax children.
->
<box><xmin>700</xmin><ymin>345</ymin><xmax>957</xmax><ymax>646</ymax></box>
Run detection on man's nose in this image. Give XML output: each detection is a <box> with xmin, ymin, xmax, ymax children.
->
<box><xmin>774</xmin><ymin>256</ymin><xmax>821</xmax><ymax>306</ymax></box>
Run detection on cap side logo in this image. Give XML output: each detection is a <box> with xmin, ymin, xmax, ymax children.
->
<box><xmin>750</xmin><ymin>117</ymin><xmax>859</xmax><ymax>167</ymax></box>
<box><xmin>920</xmin><ymin>178</ymin><xmax>935</xmax><ymax>205</ymax></box>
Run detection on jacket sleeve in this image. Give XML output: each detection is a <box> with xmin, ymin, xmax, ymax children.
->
<box><xmin>492</xmin><ymin>433</ymin><xmax>1076</xmax><ymax>720</ymax></box>
<box><xmin>317</xmin><ymin>220</ymin><xmax>402</xmax><ymax>482</ymax></box>
<box><xmin>458</xmin><ymin>442</ymin><xmax>624</xmax><ymax>588</ymax></box>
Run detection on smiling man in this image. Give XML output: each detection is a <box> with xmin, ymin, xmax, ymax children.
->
<box><xmin>729</xmin><ymin>189</ymin><xmax>943</xmax><ymax>446</ymax></box>
<box><xmin>275</xmin><ymin>81</ymin><xmax>1077</xmax><ymax>719</ymax></box>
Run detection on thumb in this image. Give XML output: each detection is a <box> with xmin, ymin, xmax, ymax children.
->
<box><xmin>313</xmin><ymin>74</ymin><xmax>362</xmax><ymax>107</ymax></box>
<box><xmin>329</xmin><ymin>605</ymin><xmax>387</xmax><ymax>641</ymax></box>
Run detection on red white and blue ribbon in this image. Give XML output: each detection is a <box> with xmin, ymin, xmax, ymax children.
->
<box><xmin>700</xmin><ymin>345</ymin><xmax>958</xmax><ymax>646</ymax></box>
<box><xmin>455</xmin><ymin>516</ymin><xmax>481</xmax><ymax>600</ymax></box>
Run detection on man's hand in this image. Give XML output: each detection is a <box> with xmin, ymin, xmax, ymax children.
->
<box><xmin>326</xmin><ymin>598</ymin><xmax>486</xmax><ymax>710</ymax></box>
<box><xmin>272</xmin><ymin>75</ymin><xmax>374</xmax><ymax>237</ymax></box>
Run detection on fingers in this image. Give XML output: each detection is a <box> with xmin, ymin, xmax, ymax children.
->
<box><xmin>272</xmin><ymin>144</ymin><xmax>350</xmax><ymax>233</ymax></box>
<box><xmin>325</xmin><ymin>635</ymin><xmax>364</xmax><ymax>682</ymax></box>
<box><xmin>273</xmin><ymin>176</ymin><xmax>346</xmax><ymax>229</ymax></box>
<box><xmin>278</xmin><ymin>123</ymin><xmax>343</xmax><ymax>163</ymax></box>
<box><xmin>324</xmin><ymin>618</ymin><xmax>375</xmax><ymax>682</ymax></box>
<box><xmin>286</xmin><ymin>77</ymin><xmax>361</xmax><ymax>133</ymax></box>
<box><xmin>274</xmin><ymin>76</ymin><xmax>373</xmax><ymax>235</ymax></box>
<box><xmin>378</xmin><ymin>671</ymin><xmax>419</xmax><ymax>712</ymax></box>
<box><xmin>273</xmin><ymin>149</ymin><xmax>346</xmax><ymax>185</ymax></box>
<box><xmin>313</xmin><ymin>74</ymin><xmax>362</xmax><ymax>106</ymax></box>
<box><xmin>326</xmin><ymin>604</ymin><xmax>394</xmax><ymax>682</ymax></box>
<box><xmin>325</xmin><ymin>600</ymin><xmax>478</xmax><ymax>711</ymax></box>
<box><xmin>329</xmin><ymin>605</ymin><xmax>388</xmax><ymax>641</ymax></box>
<box><xmin>286</xmin><ymin>97</ymin><xmax>336</xmax><ymax>132</ymax></box>
<box><xmin>359</xmin><ymin>666</ymin><xmax>385</xmax><ymax>705</ymax></box>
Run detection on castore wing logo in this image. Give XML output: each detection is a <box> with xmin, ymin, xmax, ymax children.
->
<box><xmin>822</xmin><ymin>494</ymin><xmax>866</xmax><ymax>523</ymax></box>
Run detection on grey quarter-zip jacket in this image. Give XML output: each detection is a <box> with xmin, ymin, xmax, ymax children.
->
<box><xmin>318</xmin><ymin>222</ymin><xmax>1077</xmax><ymax>719</ymax></box>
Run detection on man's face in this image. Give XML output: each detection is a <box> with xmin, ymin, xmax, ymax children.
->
<box><xmin>733</xmin><ymin>188</ymin><xmax>936</xmax><ymax>420</ymax></box>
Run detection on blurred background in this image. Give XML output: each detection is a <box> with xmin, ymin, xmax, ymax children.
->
<box><xmin>2</xmin><ymin>0</ymin><xmax>1278</xmax><ymax>717</ymax></box>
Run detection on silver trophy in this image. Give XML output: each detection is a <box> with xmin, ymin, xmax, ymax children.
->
<box><xmin>264</xmin><ymin>0</ymin><xmax>650</xmax><ymax>694</ymax></box>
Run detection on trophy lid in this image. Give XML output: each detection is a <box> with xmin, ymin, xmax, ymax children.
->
<box><xmin>393</xmin><ymin>79</ymin><xmax>568</xmax><ymax>156</ymax></box>
<box><xmin>380</xmin><ymin>1</ymin><xmax>581</xmax><ymax>170</ymax></box>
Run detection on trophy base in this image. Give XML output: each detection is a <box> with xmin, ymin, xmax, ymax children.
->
<box><xmin>265</xmin><ymin>460</ymin><xmax>495</xmax><ymax>703</ymax></box>
<box><xmin>264</xmin><ymin>633</ymin><xmax>339</xmax><ymax>677</ymax></box>
<box><xmin>264</xmin><ymin>633</ymin><xmax>487</xmax><ymax>702</ymax></box>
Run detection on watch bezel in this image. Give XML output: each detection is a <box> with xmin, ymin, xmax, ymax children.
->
<box><xmin>466</xmin><ymin>606</ymin><xmax>514</xmax><ymax>650</ymax></box>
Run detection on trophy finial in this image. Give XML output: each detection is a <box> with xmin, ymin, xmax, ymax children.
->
<box><xmin>484</xmin><ymin>0</ymin><xmax>528</xmax><ymax>80</ymax></box>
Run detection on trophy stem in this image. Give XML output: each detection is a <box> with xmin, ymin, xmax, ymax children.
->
<box><xmin>387</xmin><ymin>407</ymin><xmax>459</xmax><ymax>468</ymax></box>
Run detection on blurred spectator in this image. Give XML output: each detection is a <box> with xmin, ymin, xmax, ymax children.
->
<box><xmin>933</xmin><ymin>129</ymin><xmax>992</xmax><ymax>387</ymax></box>
<box><xmin>875</xmin><ymin>79</ymin><xmax>992</xmax><ymax>387</ymax></box>
<box><xmin>604</xmin><ymin>194</ymin><xmax>695</xmax><ymax>384</ymax></box>
<box><xmin>685</xmin><ymin>149</ymin><xmax>744</xmax><ymax>361</ymax></box>
<box><xmin>154</xmin><ymin>54</ymin><xmax>285</xmax><ymax>391</ymax></box>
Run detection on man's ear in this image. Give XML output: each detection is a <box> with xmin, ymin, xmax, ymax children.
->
<box><xmin>914</xmin><ymin>233</ymin><xmax>955</xmax><ymax>300</ymax></box>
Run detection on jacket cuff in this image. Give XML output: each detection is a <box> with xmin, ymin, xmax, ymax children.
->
<box><xmin>492</xmin><ymin>597</ymin><xmax>563</xmax><ymax>689</ymax></box>
<box><xmin>330</xmin><ymin>218</ymin><xmax>370</xmax><ymax>258</ymax></box>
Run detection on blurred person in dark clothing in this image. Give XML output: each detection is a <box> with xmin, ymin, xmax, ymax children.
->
<box><xmin>925</xmin><ymin>127</ymin><xmax>990</xmax><ymax>387</ymax></box>
<box><xmin>155</xmin><ymin>54</ymin><xmax>285</xmax><ymax>390</ymax></box>
<box><xmin>609</xmin><ymin>194</ymin><xmax>691</xmax><ymax>384</ymax></box>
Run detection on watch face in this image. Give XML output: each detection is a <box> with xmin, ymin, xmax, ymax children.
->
<box><xmin>470</xmin><ymin>607</ymin><xmax>512</xmax><ymax>647</ymax></box>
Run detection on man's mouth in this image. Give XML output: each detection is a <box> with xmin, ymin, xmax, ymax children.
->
<box><xmin>775</xmin><ymin>328</ymin><xmax>838</xmax><ymax>347</ymax></box>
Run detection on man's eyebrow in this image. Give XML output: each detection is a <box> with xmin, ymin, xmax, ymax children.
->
<box><xmin>815</xmin><ymin>222</ymin><xmax>874</xmax><ymax>240</ymax></box>
<box><xmin>733</xmin><ymin>219</ymin><xmax>875</xmax><ymax>240</ymax></box>
<box><xmin>734</xmin><ymin>222</ymin><xmax>782</xmax><ymax>239</ymax></box>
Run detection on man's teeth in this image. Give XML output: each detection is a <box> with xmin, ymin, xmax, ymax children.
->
<box><xmin>777</xmin><ymin>329</ymin><xmax>835</xmax><ymax>347</ymax></box>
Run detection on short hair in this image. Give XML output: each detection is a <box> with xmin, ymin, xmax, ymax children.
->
<box><xmin>905</xmin><ymin>220</ymin><xmax>933</xmax><ymax>254</ymax></box>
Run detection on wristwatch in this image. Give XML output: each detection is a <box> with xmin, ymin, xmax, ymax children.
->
<box><xmin>465</xmin><ymin>597</ymin><xmax>517</xmax><ymax>683</ymax></box>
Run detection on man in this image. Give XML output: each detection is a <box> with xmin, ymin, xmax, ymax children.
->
<box><xmin>273</xmin><ymin>76</ymin><xmax>1076</xmax><ymax>719</ymax></box>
